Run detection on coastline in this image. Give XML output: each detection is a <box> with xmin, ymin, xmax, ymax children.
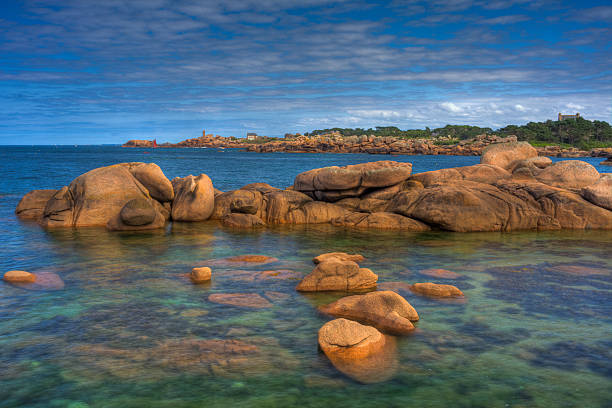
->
<box><xmin>123</xmin><ymin>134</ymin><xmax>612</xmax><ymax>159</ymax></box>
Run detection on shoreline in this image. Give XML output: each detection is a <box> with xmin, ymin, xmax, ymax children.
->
<box><xmin>123</xmin><ymin>134</ymin><xmax>612</xmax><ymax>159</ymax></box>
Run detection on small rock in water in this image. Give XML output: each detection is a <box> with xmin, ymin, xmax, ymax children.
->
<box><xmin>318</xmin><ymin>318</ymin><xmax>399</xmax><ymax>383</ymax></box>
<box><xmin>312</xmin><ymin>252</ymin><xmax>365</xmax><ymax>264</ymax></box>
<box><xmin>3</xmin><ymin>270</ymin><xmax>36</xmax><ymax>283</ymax></box>
<box><xmin>410</xmin><ymin>282</ymin><xmax>464</xmax><ymax>298</ymax></box>
<box><xmin>296</xmin><ymin>259</ymin><xmax>377</xmax><ymax>292</ymax></box>
<box><xmin>190</xmin><ymin>267</ymin><xmax>212</xmax><ymax>283</ymax></box>
<box><xmin>319</xmin><ymin>291</ymin><xmax>418</xmax><ymax>335</ymax></box>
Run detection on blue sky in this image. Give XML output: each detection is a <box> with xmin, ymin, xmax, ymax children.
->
<box><xmin>1</xmin><ymin>0</ymin><xmax>611</xmax><ymax>144</ymax></box>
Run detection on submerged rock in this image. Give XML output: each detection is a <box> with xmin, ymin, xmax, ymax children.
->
<box><xmin>319</xmin><ymin>291</ymin><xmax>418</xmax><ymax>335</ymax></box>
<box><xmin>296</xmin><ymin>259</ymin><xmax>377</xmax><ymax>292</ymax></box>
<box><xmin>208</xmin><ymin>293</ymin><xmax>272</xmax><ymax>308</ymax></box>
<box><xmin>420</xmin><ymin>268</ymin><xmax>461</xmax><ymax>279</ymax></box>
<box><xmin>312</xmin><ymin>252</ymin><xmax>365</xmax><ymax>265</ymax></box>
<box><xmin>410</xmin><ymin>282</ymin><xmax>464</xmax><ymax>297</ymax></box>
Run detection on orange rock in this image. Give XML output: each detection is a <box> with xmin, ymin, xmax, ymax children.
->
<box><xmin>318</xmin><ymin>318</ymin><xmax>385</xmax><ymax>360</ymax></box>
<box><xmin>15</xmin><ymin>189</ymin><xmax>57</xmax><ymax>220</ymax></box>
<box><xmin>190</xmin><ymin>267</ymin><xmax>211</xmax><ymax>283</ymax></box>
<box><xmin>296</xmin><ymin>259</ymin><xmax>377</xmax><ymax>292</ymax></box>
<box><xmin>410</xmin><ymin>282</ymin><xmax>464</xmax><ymax>297</ymax></box>
<box><xmin>420</xmin><ymin>268</ymin><xmax>461</xmax><ymax>279</ymax></box>
<box><xmin>536</xmin><ymin>160</ymin><xmax>600</xmax><ymax>190</ymax></box>
<box><xmin>3</xmin><ymin>270</ymin><xmax>36</xmax><ymax>283</ymax></box>
<box><xmin>319</xmin><ymin>291</ymin><xmax>418</xmax><ymax>335</ymax></box>
<box><xmin>481</xmin><ymin>141</ymin><xmax>537</xmax><ymax>170</ymax></box>
<box><xmin>208</xmin><ymin>293</ymin><xmax>272</xmax><ymax>308</ymax></box>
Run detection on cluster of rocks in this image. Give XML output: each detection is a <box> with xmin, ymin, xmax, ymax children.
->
<box><xmin>16</xmin><ymin>141</ymin><xmax>612</xmax><ymax>233</ymax></box>
<box><xmin>286</xmin><ymin>252</ymin><xmax>463</xmax><ymax>382</ymax></box>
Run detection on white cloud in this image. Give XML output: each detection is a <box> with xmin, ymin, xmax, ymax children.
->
<box><xmin>440</xmin><ymin>102</ymin><xmax>463</xmax><ymax>113</ymax></box>
<box><xmin>514</xmin><ymin>104</ymin><xmax>527</xmax><ymax>112</ymax></box>
<box><xmin>565</xmin><ymin>103</ymin><xmax>584</xmax><ymax>110</ymax></box>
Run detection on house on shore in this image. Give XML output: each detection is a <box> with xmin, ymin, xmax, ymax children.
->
<box><xmin>246</xmin><ymin>132</ymin><xmax>258</xmax><ymax>141</ymax></box>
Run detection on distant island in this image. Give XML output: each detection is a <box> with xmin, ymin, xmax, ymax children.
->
<box><xmin>124</xmin><ymin>117</ymin><xmax>612</xmax><ymax>158</ymax></box>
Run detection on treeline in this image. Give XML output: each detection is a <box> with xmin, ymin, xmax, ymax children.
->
<box><xmin>497</xmin><ymin>118</ymin><xmax>612</xmax><ymax>149</ymax></box>
<box><xmin>305</xmin><ymin>118</ymin><xmax>612</xmax><ymax>149</ymax></box>
<box><xmin>305</xmin><ymin>125</ymin><xmax>490</xmax><ymax>140</ymax></box>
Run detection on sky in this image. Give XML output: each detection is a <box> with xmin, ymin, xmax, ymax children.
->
<box><xmin>1</xmin><ymin>0</ymin><xmax>611</xmax><ymax>144</ymax></box>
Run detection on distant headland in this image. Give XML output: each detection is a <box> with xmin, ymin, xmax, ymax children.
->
<box><xmin>123</xmin><ymin>117</ymin><xmax>612</xmax><ymax>159</ymax></box>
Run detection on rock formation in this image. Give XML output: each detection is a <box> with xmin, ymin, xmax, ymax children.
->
<box><xmin>319</xmin><ymin>291</ymin><xmax>419</xmax><ymax>335</ymax></box>
<box><xmin>296</xmin><ymin>258</ymin><xmax>377</xmax><ymax>292</ymax></box>
<box><xmin>17</xmin><ymin>143</ymin><xmax>612</xmax><ymax>232</ymax></box>
<box><xmin>3</xmin><ymin>270</ymin><xmax>36</xmax><ymax>283</ymax></box>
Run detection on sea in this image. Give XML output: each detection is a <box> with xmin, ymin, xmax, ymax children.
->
<box><xmin>1</xmin><ymin>146</ymin><xmax>611</xmax><ymax>408</ymax></box>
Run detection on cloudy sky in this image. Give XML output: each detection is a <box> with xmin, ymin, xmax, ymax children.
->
<box><xmin>1</xmin><ymin>0</ymin><xmax>611</xmax><ymax>144</ymax></box>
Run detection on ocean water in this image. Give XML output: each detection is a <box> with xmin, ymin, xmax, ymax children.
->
<box><xmin>0</xmin><ymin>146</ymin><xmax>611</xmax><ymax>408</ymax></box>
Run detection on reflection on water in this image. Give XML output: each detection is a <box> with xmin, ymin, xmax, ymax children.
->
<box><xmin>1</xmin><ymin>222</ymin><xmax>611</xmax><ymax>407</ymax></box>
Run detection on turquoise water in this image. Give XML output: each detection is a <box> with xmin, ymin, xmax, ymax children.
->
<box><xmin>1</xmin><ymin>147</ymin><xmax>611</xmax><ymax>407</ymax></box>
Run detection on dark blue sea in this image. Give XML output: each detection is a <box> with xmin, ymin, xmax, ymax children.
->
<box><xmin>1</xmin><ymin>146</ymin><xmax>611</xmax><ymax>408</ymax></box>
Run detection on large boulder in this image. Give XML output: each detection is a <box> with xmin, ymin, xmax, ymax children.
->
<box><xmin>264</xmin><ymin>190</ymin><xmax>313</xmax><ymax>223</ymax></box>
<box><xmin>39</xmin><ymin>164</ymin><xmax>166</xmax><ymax>230</ymax></box>
<box><xmin>118</xmin><ymin>198</ymin><xmax>158</xmax><ymax>226</ymax></box>
<box><xmin>296</xmin><ymin>259</ymin><xmax>377</xmax><ymax>292</ymax></box>
<box><xmin>496</xmin><ymin>180</ymin><xmax>612</xmax><ymax>229</ymax></box>
<box><xmin>581</xmin><ymin>174</ymin><xmax>612</xmax><ymax>210</ymax></box>
<box><xmin>410</xmin><ymin>164</ymin><xmax>510</xmax><ymax>187</ymax></box>
<box><xmin>222</xmin><ymin>213</ymin><xmax>265</xmax><ymax>228</ymax></box>
<box><xmin>536</xmin><ymin>160</ymin><xmax>600</xmax><ymax>190</ymax></box>
<box><xmin>171</xmin><ymin>174</ymin><xmax>215</xmax><ymax>221</ymax></box>
<box><xmin>318</xmin><ymin>291</ymin><xmax>418</xmax><ymax>335</ymax></box>
<box><xmin>391</xmin><ymin>181</ymin><xmax>559</xmax><ymax>232</ymax></box>
<box><xmin>481</xmin><ymin>141</ymin><xmax>537</xmax><ymax>170</ymax></box>
<box><xmin>15</xmin><ymin>189</ymin><xmax>57</xmax><ymax>220</ymax></box>
<box><xmin>123</xmin><ymin>163</ymin><xmax>174</xmax><ymax>202</ymax></box>
<box><xmin>293</xmin><ymin>161</ymin><xmax>412</xmax><ymax>201</ymax></box>
<box><xmin>286</xmin><ymin>201</ymin><xmax>349</xmax><ymax>224</ymax></box>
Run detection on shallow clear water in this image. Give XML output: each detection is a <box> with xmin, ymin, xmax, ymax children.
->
<box><xmin>1</xmin><ymin>147</ymin><xmax>611</xmax><ymax>408</ymax></box>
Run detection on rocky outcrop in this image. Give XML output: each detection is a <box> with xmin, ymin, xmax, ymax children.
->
<box><xmin>481</xmin><ymin>141</ymin><xmax>537</xmax><ymax>170</ymax></box>
<box><xmin>122</xmin><ymin>139</ymin><xmax>155</xmax><ymax>148</ymax></box>
<box><xmin>38</xmin><ymin>164</ymin><xmax>168</xmax><ymax>230</ymax></box>
<box><xmin>296</xmin><ymin>258</ymin><xmax>377</xmax><ymax>292</ymax></box>
<box><xmin>601</xmin><ymin>158</ymin><xmax>612</xmax><ymax>166</ymax></box>
<box><xmin>3</xmin><ymin>270</ymin><xmax>36</xmax><ymax>283</ymax></box>
<box><xmin>191</xmin><ymin>267</ymin><xmax>212</xmax><ymax>283</ymax></box>
<box><xmin>18</xmin><ymin>144</ymin><xmax>612</xmax><ymax>232</ymax></box>
<box><xmin>319</xmin><ymin>291</ymin><xmax>418</xmax><ymax>335</ymax></box>
<box><xmin>171</xmin><ymin>174</ymin><xmax>215</xmax><ymax>221</ymax></box>
<box><xmin>15</xmin><ymin>189</ymin><xmax>57</xmax><ymax>220</ymax></box>
<box><xmin>294</xmin><ymin>161</ymin><xmax>412</xmax><ymax>201</ymax></box>
<box><xmin>410</xmin><ymin>282</ymin><xmax>464</xmax><ymax>297</ymax></box>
